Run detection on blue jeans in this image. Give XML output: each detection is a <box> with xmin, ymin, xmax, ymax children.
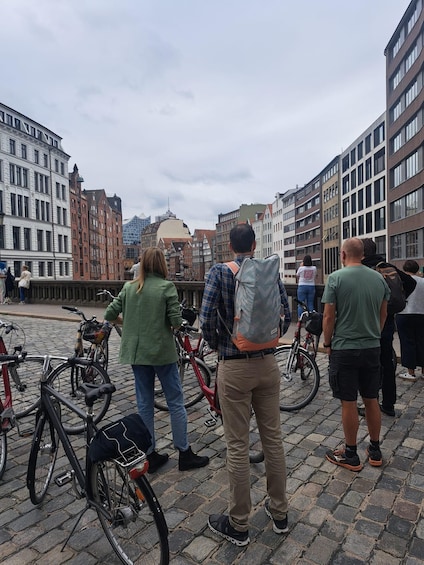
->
<box><xmin>297</xmin><ymin>285</ymin><xmax>315</xmax><ymax>318</ymax></box>
<box><xmin>132</xmin><ymin>363</ymin><xmax>189</xmax><ymax>454</ymax></box>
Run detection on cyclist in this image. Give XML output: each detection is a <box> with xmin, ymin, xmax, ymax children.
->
<box><xmin>104</xmin><ymin>247</ymin><xmax>209</xmax><ymax>474</ymax></box>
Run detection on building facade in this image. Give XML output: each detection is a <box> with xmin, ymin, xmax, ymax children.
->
<box><xmin>385</xmin><ymin>0</ymin><xmax>424</xmax><ymax>268</ymax></box>
<box><xmin>0</xmin><ymin>103</ymin><xmax>72</xmax><ymax>279</ymax></box>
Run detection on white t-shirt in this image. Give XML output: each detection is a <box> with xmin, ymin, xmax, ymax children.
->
<box><xmin>296</xmin><ymin>266</ymin><xmax>317</xmax><ymax>286</ymax></box>
<box><xmin>399</xmin><ymin>275</ymin><xmax>424</xmax><ymax>315</ymax></box>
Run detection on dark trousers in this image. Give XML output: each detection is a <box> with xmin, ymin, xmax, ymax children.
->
<box><xmin>396</xmin><ymin>313</ymin><xmax>424</xmax><ymax>370</ymax></box>
<box><xmin>380</xmin><ymin>315</ymin><xmax>396</xmax><ymax>410</ymax></box>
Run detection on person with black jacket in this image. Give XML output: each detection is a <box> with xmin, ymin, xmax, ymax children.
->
<box><xmin>361</xmin><ymin>239</ymin><xmax>416</xmax><ymax>417</ymax></box>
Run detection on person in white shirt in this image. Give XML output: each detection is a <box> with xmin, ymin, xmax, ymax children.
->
<box><xmin>296</xmin><ymin>255</ymin><xmax>317</xmax><ymax>319</ymax></box>
<box><xmin>396</xmin><ymin>260</ymin><xmax>424</xmax><ymax>381</ymax></box>
<box><xmin>129</xmin><ymin>260</ymin><xmax>140</xmax><ymax>280</ymax></box>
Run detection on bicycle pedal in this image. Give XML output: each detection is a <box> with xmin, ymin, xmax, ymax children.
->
<box><xmin>18</xmin><ymin>427</ymin><xmax>34</xmax><ymax>437</ymax></box>
<box><xmin>55</xmin><ymin>470</ymin><xmax>74</xmax><ymax>486</ymax></box>
<box><xmin>204</xmin><ymin>418</ymin><xmax>217</xmax><ymax>428</ymax></box>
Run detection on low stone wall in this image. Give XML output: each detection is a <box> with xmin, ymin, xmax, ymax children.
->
<box><xmin>25</xmin><ymin>280</ymin><xmax>324</xmax><ymax>320</ymax></box>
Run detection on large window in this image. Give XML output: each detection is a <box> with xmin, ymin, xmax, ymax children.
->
<box><xmin>374</xmin><ymin>149</ymin><xmax>385</xmax><ymax>174</ymax></box>
<box><xmin>374</xmin><ymin>207</ymin><xmax>385</xmax><ymax>231</ymax></box>
<box><xmin>374</xmin><ymin>177</ymin><xmax>385</xmax><ymax>203</ymax></box>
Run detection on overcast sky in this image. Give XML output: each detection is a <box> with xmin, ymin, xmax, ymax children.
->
<box><xmin>2</xmin><ymin>0</ymin><xmax>411</xmax><ymax>231</ymax></box>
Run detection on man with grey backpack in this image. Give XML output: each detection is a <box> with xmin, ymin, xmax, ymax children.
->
<box><xmin>200</xmin><ymin>223</ymin><xmax>291</xmax><ymax>546</ymax></box>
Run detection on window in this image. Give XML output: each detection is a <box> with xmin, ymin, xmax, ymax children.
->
<box><xmin>365</xmin><ymin>158</ymin><xmax>372</xmax><ymax>180</ymax></box>
<box><xmin>405</xmin><ymin>43</ymin><xmax>418</xmax><ymax>72</ymax></box>
<box><xmin>406</xmin><ymin>190</ymin><xmax>419</xmax><ymax>216</ymax></box>
<box><xmin>350</xmin><ymin>148</ymin><xmax>356</xmax><ymax>165</ymax></box>
<box><xmin>342</xmin><ymin>155</ymin><xmax>350</xmax><ymax>173</ymax></box>
<box><xmin>374</xmin><ymin>207</ymin><xmax>385</xmax><ymax>231</ymax></box>
<box><xmin>60</xmin><ymin>162</ymin><xmax>65</xmax><ymax>175</ymax></box>
<box><xmin>358</xmin><ymin>189</ymin><xmax>364</xmax><ymax>211</ymax></box>
<box><xmin>406</xmin><ymin>115</ymin><xmax>418</xmax><ymax>141</ymax></box>
<box><xmin>55</xmin><ymin>159</ymin><xmax>59</xmax><ymax>173</ymax></box>
<box><xmin>374</xmin><ymin>178</ymin><xmax>385</xmax><ymax>203</ymax></box>
<box><xmin>9</xmin><ymin>139</ymin><xmax>16</xmax><ymax>155</ymax></box>
<box><xmin>357</xmin><ymin>163</ymin><xmax>364</xmax><ymax>185</ymax></box>
<box><xmin>47</xmin><ymin>262</ymin><xmax>53</xmax><ymax>277</ymax></box>
<box><xmin>393</xmin><ymin>163</ymin><xmax>404</xmax><ymax>187</ymax></box>
<box><xmin>57</xmin><ymin>207</ymin><xmax>61</xmax><ymax>225</ymax></box>
<box><xmin>392</xmin><ymin>100</ymin><xmax>402</xmax><ymax>121</ymax></box>
<box><xmin>351</xmin><ymin>169</ymin><xmax>356</xmax><ymax>190</ymax></box>
<box><xmin>21</xmin><ymin>144</ymin><xmax>27</xmax><ymax>159</ymax></box>
<box><xmin>351</xmin><ymin>193</ymin><xmax>357</xmax><ymax>214</ymax></box>
<box><xmin>406</xmin><ymin>151</ymin><xmax>419</xmax><ymax>179</ymax></box>
<box><xmin>342</xmin><ymin>198</ymin><xmax>350</xmax><ymax>217</ymax></box>
<box><xmin>64</xmin><ymin>235</ymin><xmax>68</xmax><ymax>253</ymax></box>
<box><xmin>342</xmin><ymin>221</ymin><xmax>350</xmax><ymax>239</ymax></box>
<box><xmin>357</xmin><ymin>141</ymin><xmax>363</xmax><ymax>160</ymax></box>
<box><xmin>365</xmin><ymin>211</ymin><xmax>373</xmax><ymax>233</ymax></box>
<box><xmin>393</xmin><ymin>131</ymin><xmax>402</xmax><ymax>153</ymax></box>
<box><xmin>405</xmin><ymin>80</ymin><xmax>418</xmax><ymax>107</ymax></box>
<box><xmin>58</xmin><ymin>234</ymin><xmax>63</xmax><ymax>253</ymax></box>
<box><xmin>358</xmin><ymin>215</ymin><xmax>364</xmax><ymax>235</ymax></box>
<box><xmin>10</xmin><ymin>193</ymin><xmax>16</xmax><ymax>215</ymax></box>
<box><xmin>38</xmin><ymin>262</ymin><xmax>45</xmax><ymax>277</ymax></box>
<box><xmin>342</xmin><ymin>175</ymin><xmax>350</xmax><ymax>194</ymax></box>
<box><xmin>366</xmin><ymin>184</ymin><xmax>372</xmax><ymax>207</ymax></box>
<box><xmin>374</xmin><ymin>123</ymin><xmax>385</xmax><ymax>146</ymax></box>
<box><xmin>34</xmin><ymin>149</ymin><xmax>39</xmax><ymax>164</ymax></box>
<box><xmin>37</xmin><ymin>230</ymin><xmax>43</xmax><ymax>252</ymax></box>
<box><xmin>9</xmin><ymin>164</ymin><xmax>15</xmax><ymax>184</ymax></box>
<box><xmin>46</xmin><ymin>231</ymin><xmax>52</xmax><ymax>252</ymax></box>
<box><xmin>392</xmin><ymin>28</ymin><xmax>405</xmax><ymax>58</ymax></box>
<box><xmin>406</xmin><ymin>230</ymin><xmax>419</xmax><ymax>257</ymax></box>
<box><xmin>24</xmin><ymin>228</ymin><xmax>31</xmax><ymax>251</ymax></box>
<box><xmin>351</xmin><ymin>217</ymin><xmax>357</xmax><ymax>237</ymax></box>
<box><xmin>365</xmin><ymin>134</ymin><xmax>372</xmax><ymax>154</ymax></box>
<box><xmin>12</xmin><ymin>227</ymin><xmax>20</xmax><ymax>250</ymax></box>
<box><xmin>374</xmin><ymin>148</ymin><xmax>385</xmax><ymax>175</ymax></box>
<box><xmin>43</xmin><ymin>154</ymin><xmax>48</xmax><ymax>168</ymax></box>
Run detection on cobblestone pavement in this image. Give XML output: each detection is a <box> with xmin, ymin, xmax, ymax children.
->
<box><xmin>0</xmin><ymin>308</ymin><xmax>423</xmax><ymax>564</ymax></box>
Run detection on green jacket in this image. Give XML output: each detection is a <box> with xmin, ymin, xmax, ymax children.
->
<box><xmin>104</xmin><ymin>273</ymin><xmax>182</xmax><ymax>365</ymax></box>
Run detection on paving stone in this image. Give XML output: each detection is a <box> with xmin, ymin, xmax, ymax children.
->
<box><xmin>378</xmin><ymin>531</ymin><xmax>409</xmax><ymax>558</ymax></box>
<box><xmin>303</xmin><ymin>533</ymin><xmax>339</xmax><ymax>564</ymax></box>
<box><xmin>393</xmin><ymin>499</ymin><xmax>421</xmax><ymax>521</ymax></box>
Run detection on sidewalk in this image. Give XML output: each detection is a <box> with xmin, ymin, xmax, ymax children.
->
<box><xmin>0</xmin><ymin>309</ymin><xmax>423</xmax><ymax>564</ymax></box>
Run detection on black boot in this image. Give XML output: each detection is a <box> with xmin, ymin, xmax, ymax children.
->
<box><xmin>178</xmin><ymin>446</ymin><xmax>209</xmax><ymax>471</ymax></box>
<box><xmin>147</xmin><ymin>451</ymin><xmax>169</xmax><ymax>473</ymax></box>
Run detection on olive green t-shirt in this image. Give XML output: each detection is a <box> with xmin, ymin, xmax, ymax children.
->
<box><xmin>321</xmin><ymin>265</ymin><xmax>390</xmax><ymax>350</ymax></box>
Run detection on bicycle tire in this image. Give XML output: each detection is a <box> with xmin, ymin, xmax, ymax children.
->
<box><xmin>0</xmin><ymin>430</ymin><xmax>7</xmax><ymax>480</ymax></box>
<box><xmin>92</xmin><ymin>339</ymin><xmax>109</xmax><ymax>371</ymax></box>
<box><xmin>91</xmin><ymin>460</ymin><xmax>169</xmax><ymax>565</ymax></box>
<box><xmin>48</xmin><ymin>360</ymin><xmax>112</xmax><ymax>435</ymax></box>
<box><xmin>275</xmin><ymin>345</ymin><xmax>320</xmax><ymax>411</ymax></box>
<box><xmin>27</xmin><ymin>409</ymin><xmax>60</xmax><ymax>504</ymax></box>
<box><xmin>154</xmin><ymin>357</ymin><xmax>211</xmax><ymax>411</ymax></box>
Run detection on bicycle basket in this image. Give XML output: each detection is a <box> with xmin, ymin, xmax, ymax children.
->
<box><xmin>182</xmin><ymin>307</ymin><xmax>197</xmax><ymax>326</ymax></box>
<box><xmin>88</xmin><ymin>413</ymin><xmax>152</xmax><ymax>463</ymax></box>
<box><xmin>82</xmin><ymin>320</ymin><xmax>104</xmax><ymax>344</ymax></box>
<box><xmin>304</xmin><ymin>312</ymin><xmax>323</xmax><ymax>336</ymax></box>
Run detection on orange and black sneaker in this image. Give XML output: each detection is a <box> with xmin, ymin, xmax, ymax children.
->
<box><xmin>326</xmin><ymin>447</ymin><xmax>363</xmax><ymax>472</ymax></box>
<box><xmin>366</xmin><ymin>445</ymin><xmax>383</xmax><ymax>467</ymax></box>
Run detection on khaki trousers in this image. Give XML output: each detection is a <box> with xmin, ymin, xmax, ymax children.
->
<box><xmin>218</xmin><ymin>353</ymin><xmax>288</xmax><ymax>531</ymax></box>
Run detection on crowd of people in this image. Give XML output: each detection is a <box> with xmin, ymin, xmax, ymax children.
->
<box><xmin>101</xmin><ymin>236</ymin><xmax>422</xmax><ymax>547</ymax></box>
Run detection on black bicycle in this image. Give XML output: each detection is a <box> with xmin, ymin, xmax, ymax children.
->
<box><xmin>26</xmin><ymin>357</ymin><xmax>169</xmax><ymax>564</ymax></box>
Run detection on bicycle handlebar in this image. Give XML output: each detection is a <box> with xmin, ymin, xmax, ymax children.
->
<box><xmin>97</xmin><ymin>289</ymin><xmax>116</xmax><ymax>300</ymax></box>
<box><xmin>62</xmin><ymin>305</ymin><xmax>94</xmax><ymax>322</ymax></box>
<box><xmin>0</xmin><ymin>352</ymin><xmax>27</xmax><ymax>364</ymax></box>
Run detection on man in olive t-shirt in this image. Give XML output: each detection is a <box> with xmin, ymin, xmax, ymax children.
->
<box><xmin>321</xmin><ymin>238</ymin><xmax>390</xmax><ymax>471</ymax></box>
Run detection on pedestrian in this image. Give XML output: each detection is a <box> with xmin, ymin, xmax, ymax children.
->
<box><xmin>0</xmin><ymin>263</ymin><xmax>6</xmax><ymax>304</ymax></box>
<box><xmin>361</xmin><ymin>238</ymin><xmax>416</xmax><ymax>416</ymax></box>
<box><xmin>4</xmin><ymin>267</ymin><xmax>15</xmax><ymax>304</ymax></box>
<box><xmin>322</xmin><ymin>238</ymin><xmax>390</xmax><ymax>471</ymax></box>
<box><xmin>129</xmin><ymin>259</ymin><xmax>140</xmax><ymax>280</ymax></box>
<box><xmin>296</xmin><ymin>254</ymin><xmax>317</xmax><ymax>318</ymax></box>
<box><xmin>103</xmin><ymin>247</ymin><xmax>209</xmax><ymax>473</ymax></box>
<box><xmin>396</xmin><ymin>260</ymin><xmax>424</xmax><ymax>381</ymax></box>
<box><xmin>17</xmin><ymin>265</ymin><xmax>31</xmax><ymax>304</ymax></box>
<box><xmin>200</xmin><ymin>223</ymin><xmax>291</xmax><ymax>546</ymax></box>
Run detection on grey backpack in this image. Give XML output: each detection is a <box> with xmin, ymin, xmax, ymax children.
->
<box><xmin>226</xmin><ymin>254</ymin><xmax>282</xmax><ymax>351</ymax></box>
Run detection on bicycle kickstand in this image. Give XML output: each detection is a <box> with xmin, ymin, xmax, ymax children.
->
<box><xmin>204</xmin><ymin>407</ymin><xmax>219</xmax><ymax>428</ymax></box>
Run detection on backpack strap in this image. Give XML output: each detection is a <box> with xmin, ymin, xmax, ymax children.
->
<box><xmin>226</xmin><ymin>261</ymin><xmax>239</xmax><ymax>276</ymax></box>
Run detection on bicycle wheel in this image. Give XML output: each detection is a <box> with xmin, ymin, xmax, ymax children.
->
<box><xmin>275</xmin><ymin>345</ymin><xmax>320</xmax><ymax>411</ymax></box>
<box><xmin>91</xmin><ymin>460</ymin><xmax>169</xmax><ymax>564</ymax></box>
<box><xmin>0</xmin><ymin>430</ymin><xmax>7</xmax><ymax>480</ymax></box>
<box><xmin>27</xmin><ymin>409</ymin><xmax>60</xmax><ymax>504</ymax></box>
<box><xmin>0</xmin><ymin>319</ymin><xmax>26</xmax><ymax>353</ymax></box>
<box><xmin>48</xmin><ymin>360</ymin><xmax>111</xmax><ymax>434</ymax></box>
<box><xmin>154</xmin><ymin>357</ymin><xmax>211</xmax><ymax>411</ymax></box>
<box><xmin>90</xmin><ymin>340</ymin><xmax>109</xmax><ymax>371</ymax></box>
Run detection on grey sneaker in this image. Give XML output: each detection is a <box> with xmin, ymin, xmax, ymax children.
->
<box><xmin>264</xmin><ymin>499</ymin><xmax>288</xmax><ymax>534</ymax></box>
<box><xmin>208</xmin><ymin>514</ymin><xmax>249</xmax><ymax>546</ymax></box>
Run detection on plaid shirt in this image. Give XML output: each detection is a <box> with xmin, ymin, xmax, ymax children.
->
<box><xmin>200</xmin><ymin>255</ymin><xmax>291</xmax><ymax>358</ymax></box>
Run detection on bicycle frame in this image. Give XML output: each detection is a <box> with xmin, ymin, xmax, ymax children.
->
<box><xmin>0</xmin><ymin>340</ymin><xmax>13</xmax><ymax>430</ymax></box>
<box><xmin>177</xmin><ymin>329</ymin><xmax>219</xmax><ymax>417</ymax></box>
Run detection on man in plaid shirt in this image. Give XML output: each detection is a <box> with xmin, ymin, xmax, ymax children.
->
<box><xmin>200</xmin><ymin>223</ymin><xmax>291</xmax><ymax>546</ymax></box>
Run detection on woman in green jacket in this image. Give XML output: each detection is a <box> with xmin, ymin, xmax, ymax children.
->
<box><xmin>104</xmin><ymin>247</ymin><xmax>209</xmax><ymax>473</ymax></box>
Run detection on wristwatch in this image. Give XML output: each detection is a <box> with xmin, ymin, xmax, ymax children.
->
<box><xmin>323</xmin><ymin>343</ymin><xmax>331</xmax><ymax>348</ymax></box>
